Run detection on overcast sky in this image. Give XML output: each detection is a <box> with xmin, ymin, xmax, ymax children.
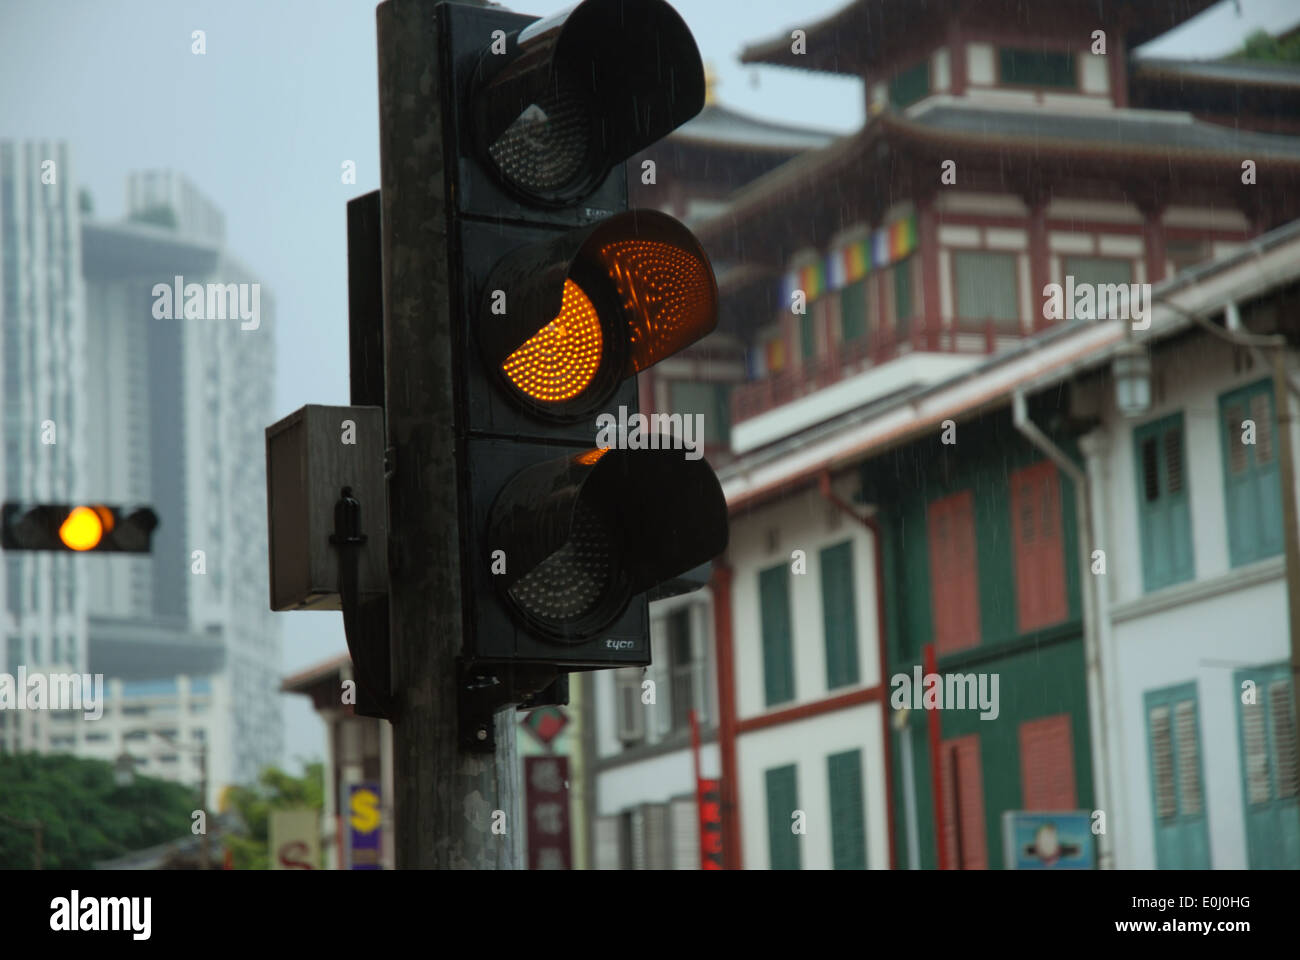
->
<box><xmin>2</xmin><ymin>0</ymin><xmax>1297</xmax><ymax>771</ymax></box>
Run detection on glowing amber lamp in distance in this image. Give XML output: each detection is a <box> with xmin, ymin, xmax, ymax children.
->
<box><xmin>502</xmin><ymin>278</ymin><xmax>603</xmax><ymax>403</ymax></box>
<box><xmin>58</xmin><ymin>506</ymin><xmax>105</xmax><ymax>551</ymax></box>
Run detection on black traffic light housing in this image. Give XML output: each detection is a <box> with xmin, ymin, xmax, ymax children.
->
<box><xmin>441</xmin><ymin>0</ymin><xmax>725</xmax><ymax>672</ymax></box>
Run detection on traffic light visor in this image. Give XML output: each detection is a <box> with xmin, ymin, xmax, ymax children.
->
<box><xmin>488</xmin><ymin>443</ymin><xmax>728</xmax><ymax>642</ymax></box>
<box><xmin>472</xmin><ymin>0</ymin><xmax>705</xmax><ymax>204</ymax></box>
<box><xmin>481</xmin><ymin>210</ymin><xmax>718</xmax><ymax>420</ymax></box>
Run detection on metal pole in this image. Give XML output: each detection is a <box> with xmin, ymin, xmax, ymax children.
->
<box><xmin>1272</xmin><ymin>349</ymin><xmax>1300</xmax><ymax>782</ymax></box>
<box><xmin>376</xmin><ymin>0</ymin><xmax>518</xmax><ymax>869</ymax></box>
<box><xmin>924</xmin><ymin>643</ymin><xmax>948</xmax><ymax>869</ymax></box>
<box><xmin>199</xmin><ymin>745</ymin><xmax>210</xmax><ymax>870</ymax></box>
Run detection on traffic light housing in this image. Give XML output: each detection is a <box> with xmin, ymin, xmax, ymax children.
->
<box><xmin>440</xmin><ymin>0</ymin><xmax>728</xmax><ymax>673</ymax></box>
<box><xmin>2</xmin><ymin>503</ymin><xmax>159</xmax><ymax>553</ymax></box>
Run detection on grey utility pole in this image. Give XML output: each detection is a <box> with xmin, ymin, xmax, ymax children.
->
<box><xmin>375</xmin><ymin>0</ymin><xmax>520</xmax><ymax>869</ymax></box>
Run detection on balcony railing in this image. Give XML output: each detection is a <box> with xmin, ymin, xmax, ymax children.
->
<box><xmin>732</xmin><ymin>317</ymin><xmax>1013</xmax><ymax>425</ymax></box>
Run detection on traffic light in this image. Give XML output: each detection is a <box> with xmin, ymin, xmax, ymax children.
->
<box><xmin>1</xmin><ymin>503</ymin><xmax>159</xmax><ymax>553</ymax></box>
<box><xmin>438</xmin><ymin>0</ymin><xmax>728</xmax><ymax>674</ymax></box>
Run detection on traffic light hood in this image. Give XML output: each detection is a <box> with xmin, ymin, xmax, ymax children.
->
<box><xmin>471</xmin><ymin>0</ymin><xmax>706</xmax><ymax>204</ymax></box>
<box><xmin>479</xmin><ymin>209</ymin><xmax>718</xmax><ymax>420</ymax></box>
<box><xmin>487</xmin><ymin>443</ymin><xmax>728</xmax><ymax>641</ymax></box>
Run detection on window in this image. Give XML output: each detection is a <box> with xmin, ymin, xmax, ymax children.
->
<box><xmin>765</xmin><ymin>764</ymin><xmax>801</xmax><ymax>869</ymax></box>
<box><xmin>1133</xmin><ymin>413</ymin><xmax>1194</xmax><ymax>592</ymax></box>
<box><xmin>670</xmin><ymin>796</ymin><xmax>700</xmax><ymax>870</ymax></box>
<box><xmin>1167</xmin><ymin>239</ymin><xmax>1210</xmax><ymax>276</ymax></box>
<box><xmin>889</xmin><ymin>61</ymin><xmax>930</xmax><ymax>108</ymax></box>
<box><xmin>615</xmin><ymin>667</ymin><xmax>645</xmax><ymax>745</ymax></box>
<box><xmin>927</xmin><ymin>490</ymin><xmax>980</xmax><ymax>655</ymax></box>
<box><xmin>828</xmin><ymin>749</ymin><xmax>867</xmax><ymax>869</ymax></box>
<box><xmin>1220</xmin><ymin>380</ymin><xmax>1283</xmax><ymax>567</ymax></box>
<box><xmin>668</xmin><ymin>381</ymin><xmax>733</xmax><ymax>449</ymax></box>
<box><xmin>1009</xmin><ymin>461</ymin><xmax>1067</xmax><ymax>632</ymax></box>
<box><xmin>953</xmin><ymin>251</ymin><xmax>1019</xmax><ymax>328</ymax></box>
<box><xmin>840</xmin><ymin>279</ymin><xmax>868</xmax><ymax>343</ymax></box>
<box><xmin>999</xmin><ymin>48</ymin><xmax>1076</xmax><ymax>88</ymax></box>
<box><xmin>894</xmin><ymin>257</ymin><xmax>913</xmax><ymax>336</ymax></box>
<box><xmin>1234</xmin><ymin>664</ymin><xmax>1299</xmax><ymax>868</ymax></box>
<box><xmin>759</xmin><ymin>563</ymin><xmax>796</xmax><ymax>706</ymax></box>
<box><xmin>1019</xmin><ymin>714</ymin><xmax>1076</xmax><ymax>810</ymax></box>
<box><xmin>820</xmin><ymin>541</ymin><xmax>860</xmax><ymax>690</ymax></box>
<box><xmin>1145</xmin><ymin>683</ymin><xmax>1210</xmax><ymax>869</ymax></box>
<box><xmin>665</xmin><ymin>607</ymin><xmax>699</xmax><ymax>730</ymax></box>
<box><xmin>939</xmin><ymin>734</ymin><xmax>987</xmax><ymax>869</ymax></box>
<box><xmin>1062</xmin><ymin>256</ymin><xmax>1133</xmax><ymax>319</ymax></box>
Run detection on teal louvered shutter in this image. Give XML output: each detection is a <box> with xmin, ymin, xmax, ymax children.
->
<box><xmin>828</xmin><ymin>749</ymin><xmax>867</xmax><ymax>869</ymax></box>
<box><xmin>765</xmin><ymin>764</ymin><xmax>801</xmax><ymax>870</ymax></box>
<box><xmin>820</xmin><ymin>541</ymin><xmax>859</xmax><ymax>690</ymax></box>
<box><xmin>759</xmin><ymin>564</ymin><xmax>795</xmax><ymax>706</ymax></box>
<box><xmin>1235</xmin><ymin>664</ymin><xmax>1300</xmax><ymax>868</ymax></box>
<box><xmin>1220</xmin><ymin>381</ymin><xmax>1283</xmax><ymax>567</ymax></box>
<box><xmin>1134</xmin><ymin>413</ymin><xmax>1194</xmax><ymax>592</ymax></box>
<box><xmin>1144</xmin><ymin>683</ymin><xmax>1210</xmax><ymax>869</ymax></box>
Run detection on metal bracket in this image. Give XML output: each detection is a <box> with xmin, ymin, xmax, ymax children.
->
<box><xmin>458</xmin><ymin>661</ymin><xmax>565</xmax><ymax>753</ymax></box>
<box><xmin>332</xmin><ymin>486</ymin><xmax>395</xmax><ymax>720</ymax></box>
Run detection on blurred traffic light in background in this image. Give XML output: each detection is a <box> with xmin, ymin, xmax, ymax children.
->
<box><xmin>2</xmin><ymin>503</ymin><xmax>159</xmax><ymax>553</ymax></box>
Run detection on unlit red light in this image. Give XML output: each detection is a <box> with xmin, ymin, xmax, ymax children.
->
<box><xmin>58</xmin><ymin>506</ymin><xmax>104</xmax><ymax>551</ymax></box>
<box><xmin>503</xmin><ymin>279</ymin><xmax>603</xmax><ymax>403</ymax></box>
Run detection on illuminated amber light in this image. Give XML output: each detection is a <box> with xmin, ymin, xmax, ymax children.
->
<box><xmin>503</xmin><ymin>279</ymin><xmax>603</xmax><ymax>403</ymax></box>
<box><xmin>59</xmin><ymin>506</ymin><xmax>104</xmax><ymax>551</ymax></box>
<box><xmin>575</xmin><ymin>448</ymin><xmax>608</xmax><ymax>465</ymax></box>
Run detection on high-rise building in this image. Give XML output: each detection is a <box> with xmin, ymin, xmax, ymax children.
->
<box><xmin>0</xmin><ymin>148</ymin><xmax>281</xmax><ymax>801</ymax></box>
<box><xmin>0</xmin><ymin>142</ymin><xmax>89</xmax><ymax>753</ymax></box>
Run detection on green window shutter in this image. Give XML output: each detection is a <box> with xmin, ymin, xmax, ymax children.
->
<box><xmin>668</xmin><ymin>380</ymin><xmax>733</xmax><ymax>449</ymax></box>
<box><xmin>1133</xmin><ymin>412</ymin><xmax>1194</xmax><ymax>592</ymax></box>
<box><xmin>894</xmin><ymin>257</ymin><xmax>913</xmax><ymax>334</ymax></box>
<box><xmin>1233</xmin><ymin>664</ymin><xmax>1300</xmax><ymax>868</ymax></box>
<box><xmin>999</xmin><ymin>48</ymin><xmax>1076</xmax><ymax>88</ymax></box>
<box><xmin>759</xmin><ymin>564</ymin><xmax>796</xmax><ymax>706</ymax></box>
<box><xmin>840</xmin><ymin>279</ymin><xmax>867</xmax><ymax>343</ymax></box>
<box><xmin>953</xmin><ymin>250</ymin><xmax>1019</xmax><ymax>327</ymax></box>
<box><xmin>1062</xmin><ymin>257</ymin><xmax>1134</xmax><ymax>320</ymax></box>
<box><xmin>819</xmin><ymin>540</ymin><xmax>859</xmax><ymax>689</ymax></box>
<box><xmin>827</xmin><ymin>749</ymin><xmax>867</xmax><ymax>869</ymax></box>
<box><xmin>1220</xmin><ymin>380</ymin><xmax>1283</xmax><ymax>567</ymax></box>
<box><xmin>1144</xmin><ymin>683</ymin><xmax>1210</xmax><ymax>868</ymax></box>
<box><xmin>889</xmin><ymin>61</ymin><xmax>930</xmax><ymax>108</ymax></box>
<box><xmin>765</xmin><ymin>764</ymin><xmax>801</xmax><ymax>869</ymax></box>
<box><xmin>799</xmin><ymin>310</ymin><xmax>817</xmax><ymax>363</ymax></box>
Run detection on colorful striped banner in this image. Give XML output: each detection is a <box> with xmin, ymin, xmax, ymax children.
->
<box><xmin>765</xmin><ymin>337</ymin><xmax>787</xmax><ymax>373</ymax></box>
<box><xmin>781</xmin><ymin>213</ymin><xmax>919</xmax><ymax>303</ymax></box>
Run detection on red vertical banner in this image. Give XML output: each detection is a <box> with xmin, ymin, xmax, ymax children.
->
<box><xmin>525</xmin><ymin>755</ymin><xmax>572</xmax><ymax>870</ymax></box>
<box><xmin>698</xmin><ymin>778</ymin><xmax>724</xmax><ymax>869</ymax></box>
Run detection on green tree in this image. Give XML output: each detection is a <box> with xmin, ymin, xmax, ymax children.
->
<box><xmin>0</xmin><ymin>752</ymin><xmax>198</xmax><ymax>868</ymax></box>
<box><xmin>1228</xmin><ymin>29</ymin><xmax>1300</xmax><ymax>64</ymax></box>
<box><xmin>222</xmin><ymin>763</ymin><xmax>325</xmax><ymax>870</ymax></box>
